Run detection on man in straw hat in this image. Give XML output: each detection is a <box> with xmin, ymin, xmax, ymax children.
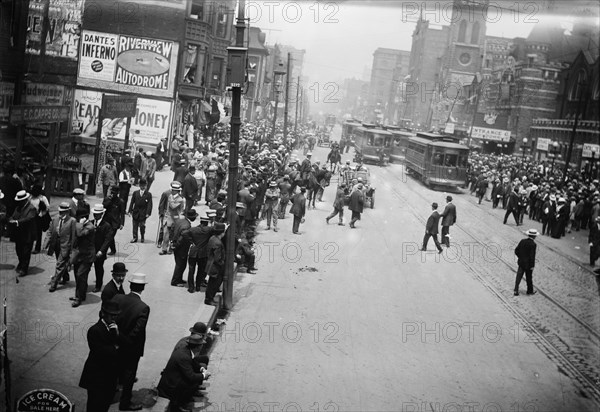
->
<box><xmin>263</xmin><ymin>180</ymin><xmax>280</xmax><ymax>231</ymax></box>
<box><xmin>159</xmin><ymin>181</ymin><xmax>186</xmax><ymax>255</ymax></box>
<box><xmin>112</xmin><ymin>273</ymin><xmax>150</xmax><ymax>411</ymax></box>
<box><xmin>70</xmin><ymin>208</ymin><xmax>96</xmax><ymax>307</ymax></box>
<box><xmin>157</xmin><ymin>333</ymin><xmax>211</xmax><ymax>412</ymax></box>
<box><xmin>514</xmin><ymin>229</ymin><xmax>538</xmax><ymax>296</ymax></box>
<box><xmin>101</xmin><ymin>262</ymin><xmax>127</xmax><ymax>303</ymax></box>
<box><xmin>45</xmin><ymin>201</ymin><xmax>77</xmax><ymax>292</ymax></box>
<box><xmin>9</xmin><ymin>190</ymin><xmax>37</xmax><ymax>276</ymax></box>
<box><xmin>79</xmin><ymin>299</ymin><xmax>121</xmax><ymax>412</ymax></box>
<box><xmin>91</xmin><ymin>204</ymin><xmax>114</xmax><ymax>293</ymax></box>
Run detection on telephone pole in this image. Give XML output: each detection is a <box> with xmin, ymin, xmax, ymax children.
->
<box><xmin>294</xmin><ymin>76</ymin><xmax>300</xmax><ymax>135</ymax></box>
<box><xmin>283</xmin><ymin>52</ymin><xmax>291</xmax><ymax>141</ymax></box>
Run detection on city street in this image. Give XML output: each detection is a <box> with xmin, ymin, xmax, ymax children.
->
<box><xmin>202</xmin><ymin>128</ymin><xmax>599</xmax><ymax>412</ymax></box>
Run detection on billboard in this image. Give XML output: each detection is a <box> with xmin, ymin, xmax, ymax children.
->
<box><xmin>77</xmin><ymin>30</ymin><xmax>179</xmax><ymax>99</ymax></box>
<box><xmin>26</xmin><ymin>0</ymin><xmax>84</xmax><ymax>60</ymax></box>
<box><xmin>71</xmin><ymin>89</ymin><xmax>171</xmax><ymax>145</ymax></box>
<box><xmin>23</xmin><ymin>83</ymin><xmax>65</xmax><ymax>105</ymax></box>
<box><xmin>472</xmin><ymin>112</ymin><xmax>510</xmax><ymax>142</ymax></box>
<box><xmin>536</xmin><ymin>138</ymin><xmax>550</xmax><ymax>151</ymax></box>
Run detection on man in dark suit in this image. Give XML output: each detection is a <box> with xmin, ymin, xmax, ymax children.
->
<box><xmin>70</xmin><ymin>209</ymin><xmax>96</xmax><ymax>307</ymax></box>
<box><xmin>503</xmin><ymin>187</ymin><xmax>521</xmax><ymax>226</ymax></box>
<box><xmin>422</xmin><ymin>202</ymin><xmax>443</xmax><ymax>253</ymax></box>
<box><xmin>103</xmin><ymin>186</ymin><xmax>125</xmax><ymax>255</ymax></box>
<box><xmin>79</xmin><ymin>300</ymin><xmax>121</xmax><ymax>412</ymax></box>
<box><xmin>112</xmin><ymin>273</ymin><xmax>150</xmax><ymax>411</ymax></box>
<box><xmin>182</xmin><ymin>220</ymin><xmax>212</xmax><ymax>293</ymax></box>
<box><xmin>101</xmin><ymin>262</ymin><xmax>127</xmax><ymax>303</ymax></box>
<box><xmin>69</xmin><ymin>188</ymin><xmax>91</xmax><ymax>218</ymax></box>
<box><xmin>440</xmin><ymin>195</ymin><xmax>457</xmax><ymax>247</ymax></box>
<box><xmin>348</xmin><ymin>183</ymin><xmax>364</xmax><ymax>229</ymax></box>
<box><xmin>182</xmin><ymin>165</ymin><xmax>199</xmax><ymax>213</ymax></box>
<box><xmin>128</xmin><ymin>179</ymin><xmax>153</xmax><ymax>243</ymax></box>
<box><xmin>589</xmin><ymin>216</ymin><xmax>600</xmax><ymax>266</ymax></box>
<box><xmin>171</xmin><ymin>209</ymin><xmax>197</xmax><ymax>287</ymax></box>
<box><xmin>326</xmin><ymin>183</ymin><xmax>346</xmax><ymax>226</ymax></box>
<box><xmin>156</xmin><ymin>137</ymin><xmax>166</xmax><ymax>171</ymax></box>
<box><xmin>45</xmin><ymin>202</ymin><xmax>77</xmax><ymax>292</ymax></box>
<box><xmin>205</xmin><ymin>222</ymin><xmax>226</xmax><ymax>305</ymax></box>
<box><xmin>173</xmin><ymin>160</ymin><xmax>188</xmax><ymax>184</ymax></box>
<box><xmin>9</xmin><ymin>190</ymin><xmax>38</xmax><ymax>276</ymax></box>
<box><xmin>514</xmin><ymin>229</ymin><xmax>538</xmax><ymax>296</ymax></box>
<box><xmin>91</xmin><ymin>204</ymin><xmax>114</xmax><ymax>293</ymax></box>
<box><xmin>290</xmin><ymin>187</ymin><xmax>307</xmax><ymax>234</ymax></box>
<box><xmin>157</xmin><ymin>334</ymin><xmax>210</xmax><ymax>411</ymax></box>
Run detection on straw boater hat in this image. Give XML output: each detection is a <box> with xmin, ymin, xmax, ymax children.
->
<box><xmin>73</xmin><ymin>188</ymin><xmax>85</xmax><ymax>195</ymax></box>
<box><xmin>58</xmin><ymin>202</ymin><xmax>70</xmax><ymax>212</ymax></box>
<box><xmin>525</xmin><ymin>229</ymin><xmax>539</xmax><ymax>237</ymax></box>
<box><xmin>15</xmin><ymin>190</ymin><xmax>30</xmax><ymax>202</ymax></box>
<box><xmin>92</xmin><ymin>204</ymin><xmax>106</xmax><ymax>214</ymax></box>
<box><xmin>269</xmin><ymin>181</ymin><xmax>277</xmax><ymax>187</ymax></box>
<box><xmin>129</xmin><ymin>273</ymin><xmax>148</xmax><ymax>284</ymax></box>
<box><xmin>236</xmin><ymin>202</ymin><xmax>246</xmax><ymax>208</ymax></box>
<box><xmin>170</xmin><ymin>181</ymin><xmax>182</xmax><ymax>190</ymax></box>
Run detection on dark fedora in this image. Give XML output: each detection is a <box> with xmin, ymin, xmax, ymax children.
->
<box><xmin>213</xmin><ymin>222</ymin><xmax>225</xmax><ymax>234</ymax></box>
<box><xmin>101</xmin><ymin>300</ymin><xmax>120</xmax><ymax>315</ymax></box>
<box><xmin>189</xmin><ymin>322</ymin><xmax>208</xmax><ymax>334</ymax></box>
<box><xmin>112</xmin><ymin>262</ymin><xmax>128</xmax><ymax>274</ymax></box>
<box><xmin>186</xmin><ymin>209</ymin><xmax>198</xmax><ymax>220</ymax></box>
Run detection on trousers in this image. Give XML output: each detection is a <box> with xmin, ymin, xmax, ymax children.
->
<box><xmin>132</xmin><ymin>218</ymin><xmax>147</xmax><ymax>240</ymax></box>
<box><xmin>188</xmin><ymin>256</ymin><xmax>207</xmax><ymax>291</ymax></box>
<box><xmin>171</xmin><ymin>248</ymin><xmax>188</xmax><ymax>285</ymax></box>
<box><xmin>74</xmin><ymin>260</ymin><xmax>93</xmax><ymax>301</ymax></box>
<box><xmin>50</xmin><ymin>249</ymin><xmax>71</xmax><ymax>287</ymax></box>
<box><xmin>514</xmin><ymin>266</ymin><xmax>534</xmax><ymax>293</ymax></box>
<box><xmin>93</xmin><ymin>257</ymin><xmax>106</xmax><ymax>289</ymax></box>
<box><xmin>422</xmin><ymin>232</ymin><xmax>442</xmax><ymax>252</ymax></box>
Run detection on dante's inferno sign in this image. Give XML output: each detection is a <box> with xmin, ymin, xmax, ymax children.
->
<box><xmin>17</xmin><ymin>388</ymin><xmax>73</xmax><ymax>412</ymax></box>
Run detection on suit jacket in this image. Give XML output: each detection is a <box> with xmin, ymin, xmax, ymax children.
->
<box><xmin>506</xmin><ymin>191</ymin><xmax>520</xmax><ymax>211</ymax></box>
<box><xmin>112</xmin><ymin>293</ymin><xmax>150</xmax><ymax>357</ymax></box>
<box><xmin>92</xmin><ymin>219</ymin><xmax>114</xmax><ymax>256</ymax></box>
<box><xmin>441</xmin><ymin>203</ymin><xmax>456</xmax><ymax>226</ymax></box>
<box><xmin>348</xmin><ymin>189</ymin><xmax>364</xmax><ymax>213</ymax></box>
<box><xmin>333</xmin><ymin>187</ymin><xmax>346</xmax><ymax>209</ymax></box>
<box><xmin>289</xmin><ymin>193</ymin><xmax>306</xmax><ymax>217</ymax></box>
<box><xmin>44</xmin><ymin>215</ymin><xmax>77</xmax><ymax>257</ymax></box>
<box><xmin>158</xmin><ymin>189</ymin><xmax>171</xmax><ymax>217</ymax></box>
<box><xmin>205</xmin><ymin>235</ymin><xmax>225</xmax><ymax>276</ymax></box>
<box><xmin>426</xmin><ymin>210</ymin><xmax>441</xmax><ymax>234</ymax></box>
<box><xmin>172</xmin><ymin>218</ymin><xmax>192</xmax><ymax>250</ymax></box>
<box><xmin>173</xmin><ymin>166</ymin><xmax>188</xmax><ymax>184</ymax></box>
<box><xmin>183</xmin><ymin>225</ymin><xmax>212</xmax><ymax>258</ymax></box>
<box><xmin>10</xmin><ymin>201</ymin><xmax>38</xmax><ymax>243</ymax></box>
<box><xmin>182</xmin><ymin>173</ymin><xmax>198</xmax><ymax>199</ymax></box>
<box><xmin>69</xmin><ymin>198</ymin><xmax>90</xmax><ymax>219</ymax></box>
<box><xmin>101</xmin><ymin>279</ymin><xmax>125</xmax><ymax>303</ymax></box>
<box><xmin>514</xmin><ymin>237</ymin><xmax>537</xmax><ymax>270</ymax></box>
<box><xmin>157</xmin><ymin>345</ymin><xmax>205</xmax><ymax>397</ymax></box>
<box><xmin>128</xmin><ymin>190</ymin><xmax>153</xmax><ymax>220</ymax></box>
<box><xmin>102</xmin><ymin>196</ymin><xmax>125</xmax><ymax>228</ymax></box>
<box><xmin>589</xmin><ymin>223</ymin><xmax>600</xmax><ymax>246</ymax></box>
<box><xmin>79</xmin><ymin>320</ymin><xmax>120</xmax><ymax>389</ymax></box>
<box><xmin>72</xmin><ymin>221</ymin><xmax>96</xmax><ymax>264</ymax></box>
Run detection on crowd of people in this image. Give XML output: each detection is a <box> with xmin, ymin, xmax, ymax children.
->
<box><xmin>466</xmin><ymin>152</ymin><xmax>600</xmax><ymax>265</ymax></box>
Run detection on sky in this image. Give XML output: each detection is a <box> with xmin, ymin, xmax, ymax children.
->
<box><xmin>244</xmin><ymin>0</ymin><xmax>600</xmax><ymax>85</ymax></box>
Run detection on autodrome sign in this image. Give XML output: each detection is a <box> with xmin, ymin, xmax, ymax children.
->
<box><xmin>9</xmin><ymin>105</ymin><xmax>70</xmax><ymax>125</ymax></box>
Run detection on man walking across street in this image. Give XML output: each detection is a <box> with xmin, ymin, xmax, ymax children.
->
<box><xmin>112</xmin><ymin>273</ymin><xmax>150</xmax><ymax>411</ymax></box>
<box><xmin>145</xmin><ymin>152</ymin><xmax>157</xmax><ymax>191</ymax></box>
<box><xmin>91</xmin><ymin>204</ymin><xmax>114</xmax><ymax>293</ymax></box>
<box><xmin>277</xmin><ymin>175</ymin><xmax>292</xmax><ymax>219</ymax></box>
<box><xmin>79</xmin><ymin>300</ymin><xmax>122</xmax><ymax>412</ymax></box>
<box><xmin>440</xmin><ymin>195</ymin><xmax>456</xmax><ymax>247</ymax></box>
<box><xmin>119</xmin><ymin>159</ymin><xmax>135</xmax><ymax>210</ymax></box>
<box><xmin>348</xmin><ymin>183</ymin><xmax>365</xmax><ymax>229</ymax></box>
<box><xmin>514</xmin><ymin>229</ymin><xmax>538</xmax><ymax>296</ymax></box>
<box><xmin>503</xmin><ymin>187</ymin><xmax>521</xmax><ymax>226</ymax></box>
<box><xmin>183</xmin><ymin>165</ymin><xmax>199</xmax><ymax>213</ymax></box>
<box><xmin>70</xmin><ymin>209</ymin><xmax>96</xmax><ymax>307</ymax></box>
<box><xmin>263</xmin><ymin>181</ymin><xmax>280</xmax><ymax>231</ymax></box>
<box><xmin>326</xmin><ymin>183</ymin><xmax>346</xmax><ymax>226</ymax></box>
<box><xmin>171</xmin><ymin>209</ymin><xmax>197</xmax><ymax>287</ymax></box>
<box><xmin>45</xmin><ymin>201</ymin><xmax>76</xmax><ymax>292</ymax></box>
<box><xmin>128</xmin><ymin>179</ymin><xmax>153</xmax><ymax>243</ymax></box>
<box><xmin>422</xmin><ymin>202</ymin><xmax>443</xmax><ymax>253</ymax></box>
<box><xmin>101</xmin><ymin>262</ymin><xmax>127</xmax><ymax>303</ymax></box>
<box><xmin>290</xmin><ymin>187</ymin><xmax>307</xmax><ymax>234</ymax></box>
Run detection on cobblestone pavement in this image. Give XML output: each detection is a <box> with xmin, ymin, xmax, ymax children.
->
<box><xmin>380</xmin><ymin>164</ymin><xmax>600</xmax><ymax>404</ymax></box>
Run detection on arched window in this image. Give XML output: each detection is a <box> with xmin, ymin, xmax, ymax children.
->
<box><xmin>568</xmin><ymin>69</ymin><xmax>587</xmax><ymax>100</ymax></box>
<box><xmin>471</xmin><ymin>22</ymin><xmax>480</xmax><ymax>44</ymax></box>
<box><xmin>458</xmin><ymin>20</ymin><xmax>467</xmax><ymax>43</ymax></box>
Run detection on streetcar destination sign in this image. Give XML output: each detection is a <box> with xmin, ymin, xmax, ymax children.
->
<box><xmin>9</xmin><ymin>105</ymin><xmax>70</xmax><ymax>124</ymax></box>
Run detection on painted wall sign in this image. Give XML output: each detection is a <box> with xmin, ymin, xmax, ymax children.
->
<box><xmin>10</xmin><ymin>105</ymin><xmax>70</xmax><ymax>125</ymax></box>
<box><xmin>0</xmin><ymin>82</ymin><xmax>15</xmax><ymax>122</ymax></box>
<box><xmin>23</xmin><ymin>83</ymin><xmax>65</xmax><ymax>106</ymax></box>
<box><xmin>26</xmin><ymin>0</ymin><xmax>84</xmax><ymax>60</ymax></box>
<box><xmin>77</xmin><ymin>30</ymin><xmax>179</xmax><ymax>98</ymax></box>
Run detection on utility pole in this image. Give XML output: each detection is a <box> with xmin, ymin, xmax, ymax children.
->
<box><xmin>562</xmin><ymin>81</ymin><xmax>587</xmax><ymax>185</ymax></box>
<box><xmin>283</xmin><ymin>52</ymin><xmax>291</xmax><ymax>141</ymax></box>
<box><xmin>294</xmin><ymin>76</ymin><xmax>300</xmax><ymax>135</ymax></box>
<box><xmin>467</xmin><ymin>81</ymin><xmax>481</xmax><ymax>148</ymax></box>
<box><xmin>224</xmin><ymin>0</ymin><xmax>247</xmax><ymax>310</ymax></box>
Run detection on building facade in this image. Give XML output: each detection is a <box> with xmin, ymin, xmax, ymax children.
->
<box><xmin>367</xmin><ymin>47</ymin><xmax>407</xmax><ymax>124</ymax></box>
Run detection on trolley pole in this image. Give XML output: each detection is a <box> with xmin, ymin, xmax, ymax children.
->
<box><xmin>283</xmin><ymin>52</ymin><xmax>291</xmax><ymax>141</ymax></box>
<box><xmin>224</xmin><ymin>0</ymin><xmax>247</xmax><ymax>310</ymax></box>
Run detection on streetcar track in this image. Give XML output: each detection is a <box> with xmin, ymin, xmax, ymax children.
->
<box><xmin>374</xmin><ymin>164</ymin><xmax>600</xmax><ymax>405</ymax></box>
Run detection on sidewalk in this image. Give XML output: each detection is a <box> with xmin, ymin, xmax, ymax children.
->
<box><xmin>1</xmin><ymin>166</ymin><xmax>221</xmax><ymax>411</ymax></box>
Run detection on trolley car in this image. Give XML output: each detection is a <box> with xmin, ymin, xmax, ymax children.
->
<box><xmin>352</xmin><ymin>125</ymin><xmax>392</xmax><ymax>166</ymax></box>
<box><xmin>388</xmin><ymin>129</ymin><xmax>415</xmax><ymax>163</ymax></box>
<box><xmin>404</xmin><ymin>132</ymin><xmax>469</xmax><ymax>189</ymax></box>
<box><xmin>341</xmin><ymin>120</ymin><xmax>362</xmax><ymax>144</ymax></box>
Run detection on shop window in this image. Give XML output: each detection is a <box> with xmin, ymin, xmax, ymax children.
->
<box><xmin>211</xmin><ymin>58</ymin><xmax>224</xmax><ymax>89</ymax></box>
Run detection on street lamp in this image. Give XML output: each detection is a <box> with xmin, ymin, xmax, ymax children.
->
<box><xmin>521</xmin><ymin>137</ymin><xmax>528</xmax><ymax>159</ymax></box>
<box><xmin>271</xmin><ymin>63</ymin><xmax>286</xmax><ymax>140</ymax></box>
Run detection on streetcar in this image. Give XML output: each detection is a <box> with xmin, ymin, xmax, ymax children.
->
<box><xmin>388</xmin><ymin>129</ymin><xmax>415</xmax><ymax>163</ymax></box>
<box><xmin>352</xmin><ymin>124</ymin><xmax>393</xmax><ymax>166</ymax></box>
<box><xmin>404</xmin><ymin>132</ymin><xmax>469</xmax><ymax>189</ymax></box>
<box><xmin>341</xmin><ymin>119</ymin><xmax>362</xmax><ymax>146</ymax></box>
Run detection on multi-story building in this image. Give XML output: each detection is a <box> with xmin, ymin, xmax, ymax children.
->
<box><xmin>367</xmin><ymin>47</ymin><xmax>408</xmax><ymax>123</ymax></box>
<box><xmin>340</xmin><ymin>78</ymin><xmax>369</xmax><ymax>119</ymax></box>
<box><xmin>405</xmin><ymin>19</ymin><xmax>450</xmax><ymax>130</ymax></box>
<box><xmin>244</xmin><ymin>26</ymin><xmax>269</xmax><ymax>122</ymax></box>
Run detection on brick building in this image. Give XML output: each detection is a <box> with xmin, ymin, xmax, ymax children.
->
<box><xmin>367</xmin><ymin>47</ymin><xmax>409</xmax><ymax>124</ymax></box>
<box><xmin>243</xmin><ymin>26</ymin><xmax>269</xmax><ymax>122</ymax></box>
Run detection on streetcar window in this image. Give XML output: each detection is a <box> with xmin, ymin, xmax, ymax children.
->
<box><xmin>459</xmin><ymin>155</ymin><xmax>468</xmax><ymax>167</ymax></box>
<box><xmin>432</xmin><ymin>153</ymin><xmax>444</xmax><ymax>165</ymax></box>
<box><xmin>367</xmin><ymin>135</ymin><xmax>374</xmax><ymax>145</ymax></box>
<box><xmin>445</xmin><ymin>154</ymin><xmax>458</xmax><ymax>166</ymax></box>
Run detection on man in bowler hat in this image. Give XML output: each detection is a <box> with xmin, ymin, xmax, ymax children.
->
<box><xmin>101</xmin><ymin>262</ymin><xmax>127</xmax><ymax>303</ymax></box>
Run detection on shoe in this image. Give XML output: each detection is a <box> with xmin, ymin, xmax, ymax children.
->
<box><xmin>526</xmin><ymin>290</ymin><xmax>537</xmax><ymax>295</ymax></box>
<box><xmin>93</xmin><ymin>287</ymin><xmax>102</xmax><ymax>293</ymax></box>
<box><xmin>199</xmin><ymin>281</ymin><xmax>208</xmax><ymax>288</ymax></box>
<box><xmin>325</xmin><ymin>217</ymin><xmax>330</xmax><ymax>224</ymax></box>
<box><xmin>69</xmin><ymin>297</ymin><xmax>78</xmax><ymax>301</ymax></box>
<box><xmin>49</xmin><ymin>286</ymin><xmax>56</xmax><ymax>293</ymax></box>
<box><xmin>168</xmin><ymin>251</ymin><xmax>173</xmax><ymax>255</ymax></box>
<box><xmin>420</xmin><ymin>249</ymin><xmax>426</xmax><ymax>251</ymax></box>
<box><xmin>204</xmin><ymin>299</ymin><xmax>218</xmax><ymax>306</ymax></box>
<box><xmin>266</xmin><ymin>226</ymin><xmax>270</xmax><ymax>230</ymax></box>
<box><xmin>273</xmin><ymin>228</ymin><xmax>278</xmax><ymax>232</ymax></box>
<box><xmin>171</xmin><ymin>282</ymin><xmax>186</xmax><ymax>287</ymax></box>
<box><xmin>130</xmin><ymin>239</ymin><xmax>137</xmax><ymax>243</ymax></box>
<box><xmin>107</xmin><ymin>251</ymin><xmax>116</xmax><ymax>256</ymax></box>
<box><xmin>438</xmin><ymin>249</ymin><xmax>443</xmax><ymax>254</ymax></box>
<box><xmin>140</xmin><ymin>239</ymin><xmax>144</xmax><ymax>243</ymax></box>
<box><xmin>349</xmin><ymin>224</ymin><xmax>355</xmax><ymax>229</ymax></box>
<box><xmin>338</xmin><ymin>222</ymin><xmax>345</xmax><ymax>226</ymax></box>
<box><xmin>32</xmin><ymin>250</ymin><xmax>40</xmax><ymax>254</ymax></box>
<box><xmin>119</xmin><ymin>404</ymin><xmax>143</xmax><ymax>411</ymax></box>
<box><xmin>159</xmin><ymin>251</ymin><xmax>168</xmax><ymax>255</ymax></box>
<box><xmin>514</xmin><ymin>291</ymin><xmax>519</xmax><ymax>296</ymax></box>
<box><xmin>71</xmin><ymin>300</ymin><xmax>81</xmax><ymax>308</ymax></box>
<box><xmin>247</xmin><ymin>269</ymin><xmax>256</xmax><ymax>274</ymax></box>
<box><xmin>188</xmin><ymin>289</ymin><xmax>195</xmax><ymax>294</ymax></box>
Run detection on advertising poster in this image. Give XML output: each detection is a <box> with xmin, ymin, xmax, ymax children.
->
<box><xmin>23</xmin><ymin>83</ymin><xmax>65</xmax><ymax>105</ymax></box>
<box><xmin>71</xmin><ymin>89</ymin><xmax>171</xmax><ymax>145</ymax></box>
<box><xmin>0</xmin><ymin>82</ymin><xmax>15</xmax><ymax>123</ymax></box>
<box><xmin>77</xmin><ymin>30</ymin><xmax>179</xmax><ymax>99</ymax></box>
<box><xmin>26</xmin><ymin>0</ymin><xmax>84</xmax><ymax>59</ymax></box>
<box><xmin>78</xmin><ymin>31</ymin><xmax>118</xmax><ymax>82</ymax></box>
